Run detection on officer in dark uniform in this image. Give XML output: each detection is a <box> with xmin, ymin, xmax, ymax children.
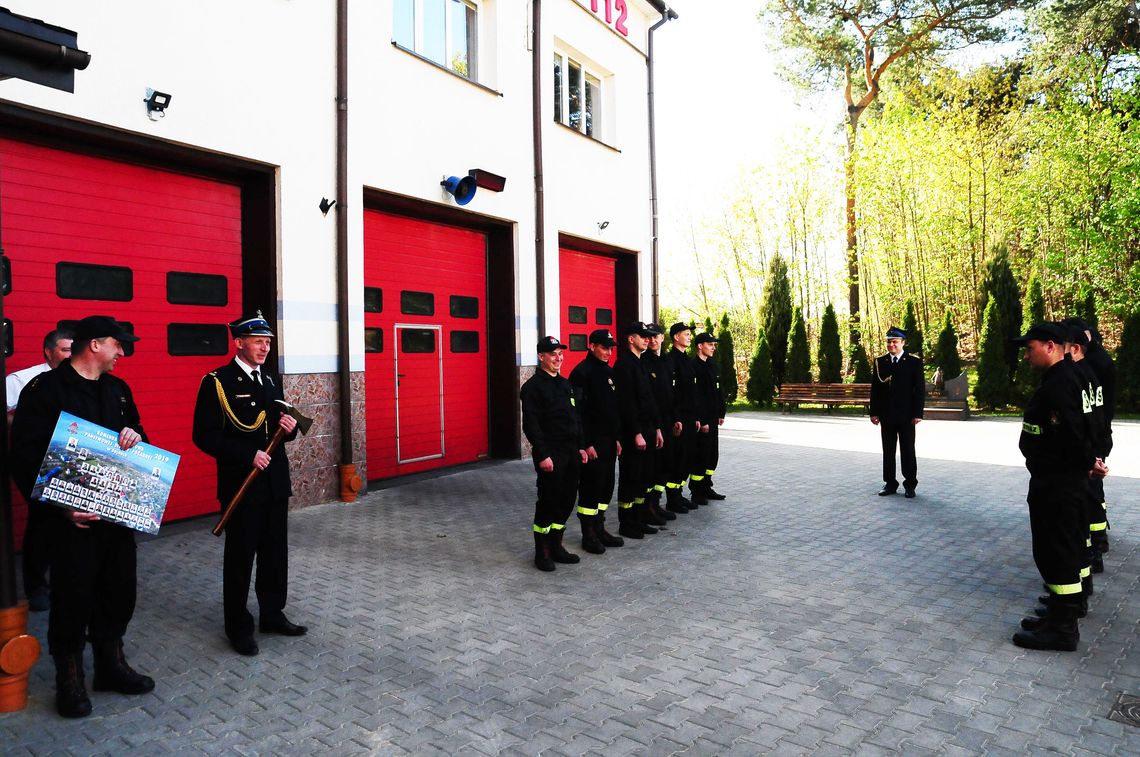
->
<box><xmin>1068</xmin><ymin>318</ymin><xmax>1116</xmax><ymax>566</ymax></box>
<box><xmin>870</xmin><ymin>327</ymin><xmax>925</xmax><ymax>498</ymax></box>
<box><xmin>613</xmin><ymin>321</ymin><xmax>663</xmax><ymax>539</ymax></box>
<box><xmin>192</xmin><ymin>312</ymin><xmax>303</xmax><ymax>657</ymax></box>
<box><xmin>1013</xmin><ymin>323</ymin><xmax>1106</xmax><ymax>651</ymax></box>
<box><xmin>568</xmin><ymin>328</ymin><xmax>624</xmax><ymax>554</ymax></box>
<box><xmin>690</xmin><ymin>332</ymin><xmax>727</xmax><ymax>505</ymax></box>
<box><xmin>11</xmin><ymin>315</ymin><xmax>154</xmax><ymax>718</ymax></box>
<box><xmin>642</xmin><ymin>324</ymin><xmax>676</xmax><ymax>526</ymax></box>
<box><xmin>521</xmin><ymin>336</ymin><xmax>588</xmax><ymax>571</ymax></box>
<box><xmin>666</xmin><ymin>323</ymin><xmax>699</xmax><ymax>513</ymax></box>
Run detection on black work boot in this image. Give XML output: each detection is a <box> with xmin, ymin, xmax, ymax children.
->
<box><xmin>580</xmin><ymin>515</ymin><xmax>605</xmax><ymax>555</ymax></box>
<box><xmin>704</xmin><ymin>478</ymin><xmax>726</xmax><ymax>500</ymax></box>
<box><xmin>1091</xmin><ymin>551</ymin><xmax>1104</xmax><ymax>574</ymax></box>
<box><xmin>92</xmin><ymin>639</ymin><xmax>155</xmax><ymax>695</ymax></box>
<box><xmin>649</xmin><ymin>491</ymin><xmax>676</xmax><ymax>521</ymax></box>
<box><xmin>617</xmin><ymin>507</ymin><xmax>644</xmax><ymax>539</ymax></box>
<box><xmin>688</xmin><ymin>481</ymin><xmax>707</xmax><ymax>506</ymax></box>
<box><xmin>642</xmin><ymin>498</ymin><xmax>668</xmax><ymax>528</ymax></box>
<box><xmin>53</xmin><ymin>652</ymin><xmax>92</xmax><ymax>719</ymax></box>
<box><xmin>596</xmin><ymin>512</ymin><xmax>624</xmax><ymax>547</ymax></box>
<box><xmin>534</xmin><ymin>532</ymin><xmax>555</xmax><ymax>571</ymax></box>
<box><xmin>637</xmin><ymin>502</ymin><xmax>660</xmax><ymax>534</ymax></box>
<box><xmin>1092</xmin><ymin>531</ymin><xmax>1109</xmax><ymax>554</ymax></box>
<box><xmin>1013</xmin><ymin>600</ymin><xmax>1080</xmax><ymax>651</ymax></box>
<box><xmin>548</xmin><ymin>530</ymin><xmax>580</xmax><ymax>564</ymax></box>
<box><xmin>665</xmin><ymin>489</ymin><xmax>690</xmax><ymax>514</ymax></box>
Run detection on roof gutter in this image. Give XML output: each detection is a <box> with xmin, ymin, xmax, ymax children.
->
<box><xmin>647</xmin><ymin>4</ymin><xmax>678</xmax><ymax>324</ymax></box>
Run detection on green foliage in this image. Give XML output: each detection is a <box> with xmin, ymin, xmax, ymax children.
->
<box><xmin>760</xmin><ymin>254</ymin><xmax>793</xmax><ymax>386</ymax></box>
<box><xmin>745</xmin><ymin>330</ymin><xmax>776</xmax><ymax>406</ymax></box>
<box><xmin>974</xmin><ymin>299</ymin><xmax>1011</xmax><ymax>409</ymax></box>
<box><xmin>1014</xmin><ymin>275</ymin><xmax>1046</xmax><ymax>405</ymax></box>
<box><xmin>978</xmin><ymin>247</ymin><xmax>1022</xmax><ymax>382</ymax></box>
<box><xmin>704</xmin><ymin>316</ymin><xmax>715</xmax><ymax>335</ymax></box>
<box><xmin>786</xmin><ymin>307</ymin><xmax>812</xmax><ymax>383</ymax></box>
<box><xmin>848</xmin><ymin>341</ymin><xmax>872</xmax><ymax>383</ymax></box>
<box><xmin>1079</xmin><ymin>288</ymin><xmax>1098</xmax><ymax>330</ymax></box>
<box><xmin>717</xmin><ymin>313</ymin><xmax>738</xmax><ymax>403</ymax></box>
<box><xmin>932</xmin><ymin>311</ymin><xmax>962</xmax><ymax>379</ymax></box>
<box><xmin>1116</xmin><ymin>311</ymin><xmax>1140</xmax><ymax>413</ymax></box>
<box><xmin>817</xmin><ymin>304</ymin><xmax>843</xmax><ymax>383</ymax></box>
<box><xmin>901</xmin><ymin>299</ymin><xmax>924</xmax><ymax>359</ymax></box>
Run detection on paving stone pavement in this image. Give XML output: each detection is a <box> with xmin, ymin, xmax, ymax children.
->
<box><xmin>2</xmin><ymin>412</ymin><xmax>1139</xmax><ymax>755</ymax></box>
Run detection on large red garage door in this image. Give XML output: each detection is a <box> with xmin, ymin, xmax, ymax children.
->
<box><xmin>559</xmin><ymin>248</ymin><xmax>617</xmax><ymax>374</ymax></box>
<box><xmin>1</xmin><ymin>137</ymin><xmax>243</xmax><ymax>543</ymax></box>
<box><xmin>363</xmin><ymin>210</ymin><xmax>488</xmax><ymax>480</ymax></box>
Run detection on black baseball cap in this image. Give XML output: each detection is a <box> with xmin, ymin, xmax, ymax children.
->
<box><xmin>537</xmin><ymin>336</ymin><xmax>567</xmax><ymax>353</ymax></box>
<box><xmin>1013</xmin><ymin>322</ymin><xmax>1068</xmax><ymax>345</ymax></box>
<box><xmin>72</xmin><ymin>315</ymin><xmax>139</xmax><ymax>345</ymax></box>
<box><xmin>624</xmin><ymin>321</ymin><xmax>654</xmax><ymax>337</ymax></box>
<box><xmin>588</xmin><ymin>329</ymin><xmax>617</xmax><ymax>347</ymax></box>
<box><xmin>694</xmin><ymin>332</ymin><xmax>717</xmax><ymax>344</ymax></box>
<box><xmin>669</xmin><ymin>322</ymin><xmax>691</xmax><ymax>338</ymax></box>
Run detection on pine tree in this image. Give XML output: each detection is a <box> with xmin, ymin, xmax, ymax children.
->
<box><xmin>786</xmin><ymin>307</ymin><xmax>812</xmax><ymax>383</ymax></box>
<box><xmin>848</xmin><ymin>341</ymin><xmax>872</xmax><ymax>383</ymax></box>
<box><xmin>1014</xmin><ymin>274</ymin><xmax>1046</xmax><ymax>405</ymax></box>
<box><xmin>745</xmin><ymin>329</ymin><xmax>776</xmax><ymax>406</ymax></box>
<box><xmin>931</xmin><ymin>311</ymin><xmax>962</xmax><ymax>379</ymax></box>
<box><xmin>1116</xmin><ymin>310</ymin><xmax>1140</xmax><ymax>412</ymax></box>
<box><xmin>1080</xmin><ymin>288</ymin><xmax>1098</xmax><ymax>331</ymax></box>
<box><xmin>817</xmin><ymin>304</ymin><xmax>843</xmax><ymax>383</ymax></box>
<box><xmin>974</xmin><ymin>299</ymin><xmax>1010</xmax><ymax>410</ymax></box>
<box><xmin>977</xmin><ymin>246</ymin><xmax>1022</xmax><ymax>383</ymax></box>
<box><xmin>760</xmin><ymin>254</ymin><xmax>793</xmax><ymax>387</ymax></box>
<box><xmin>901</xmin><ymin>299</ymin><xmax>924</xmax><ymax>359</ymax></box>
<box><xmin>717</xmin><ymin>313</ymin><xmax>738</xmax><ymax>403</ymax></box>
<box><xmin>704</xmin><ymin>316</ymin><xmax>715</xmax><ymax>335</ymax></box>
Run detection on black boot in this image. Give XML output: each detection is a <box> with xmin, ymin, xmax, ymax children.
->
<box><xmin>1092</xmin><ymin>531</ymin><xmax>1109</xmax><ymax>554</ymax></box>
<box><xmin>92</xmin><ymin>639</ymin><xmax>155</xmax><ymax>695</ymax></box>
<box><xmin>689</xmin><ymin>480</ymin><xmax>708</xmax><ymax>506</ymax></box>
<box><xmin>649</xmin><ymin>491</ymin><xmax>676</xmax><ymax>521</ymax></box>
<box><xmin>596</xmin><ymin>511</ymin><xmax>624</xmax><ymax>547</ymax></box>
<box><xmin>1013</xmin><ymin>599</ymin><xmax>1080</xmax><ymax>651</ymax></box>
<box><xmin>665</xmin><ymin>488</ymin><xmax>690</xmax><ymax>514</ymax></box>
<box><xmin>642</xmin><ymin>499</ymin><xmax>668</xmax><ymax>528</ymax></box>
<box><xmin>1033</xmin><ymin>591</ymin><xmax>1087</xmax><ymax>618</ymax></box>
<box><xmin>548</xmin><ymin>530</ymin><xmax>580</xmax><ymax>564</ymax></box>
<box><xmin>53</xmin><ymin>652</ymin><xmax>92</xmax><ymax>719</ymax></box>
<box><xmin>637</xmin><ymin>502</ymin><xmax>660</xmax><ymax>534</ymax></box>
<box><xmin>617</xmin><ymin>507</ymin><xmax>644</xmax><ymax>539</ymax></box>
<box><xmin>580</xmin><ymin>515</ymin><xmax>605</xmax><ymax>555</ymax></box>
<box><xmin>534</xmin><ymin>532</ymin><xmax>555</xmax><ymax>571</ymax></box>
<box><xmin>704</xmin><ymin>477</ymin><xmax>726</xmax><ymax>500</ymax></box>
<box><xmin>1091</xmin><ymin>551</ymin><xmax>1104</xmax><ymax>574</ymax></box>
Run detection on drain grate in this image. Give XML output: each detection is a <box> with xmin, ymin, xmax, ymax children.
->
<box><xmin>1108</xmin><ymin>693</ymin><xmax>1140</xmax><ymax>727</ymax></box>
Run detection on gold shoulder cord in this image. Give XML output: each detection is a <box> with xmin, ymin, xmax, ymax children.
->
<box><xmin>873</xmin><ymin>358</ymin><xmax>892</xmax><ymax>384</ymax></box>
<box><xmin>212</xmin><ymin>374</ymin><xmax>266</xmax><ymax>432</ymax></box>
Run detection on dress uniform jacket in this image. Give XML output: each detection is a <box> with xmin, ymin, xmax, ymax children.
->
<box><xmin>870</xmin><ymin>353</ymin><xmax>925</xmax><ymax>424</ymax></box>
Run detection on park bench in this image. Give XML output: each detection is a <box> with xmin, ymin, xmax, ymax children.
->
<box><xmin>775</xmin><ymin>383</ymin><xmax>871</xmax><ymax>413</ymax></box>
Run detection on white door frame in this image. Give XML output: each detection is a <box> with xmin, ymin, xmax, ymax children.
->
<box><xmin>394</xmin><ymin>323</ymin><xmax>445</xmax><ymax>464</ymax></box>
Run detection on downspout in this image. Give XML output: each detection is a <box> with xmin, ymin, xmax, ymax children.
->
<box><xmin>335</xmin><ymin>0</ymin><xmax>361</xmax><ymax>501</ymax></box>
<box><xmin>531</xmin><ymin>0</ymin><xmax>546</xmax><ymax>336</ymax></box>
<box><xmin>647</xmin><ymin>6</ymin><xmax>678</xmax><ymax>324</ymax></box>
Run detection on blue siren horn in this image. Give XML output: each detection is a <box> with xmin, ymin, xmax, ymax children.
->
<box><xmin>441</xmin><ymin>174</ymin><xmax>478</xmax><ymax>205</ymax></box>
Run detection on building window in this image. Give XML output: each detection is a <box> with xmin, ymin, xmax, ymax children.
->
<box><xmin>401</xmin><ymin>328</ymin><xmax>437</xmax><ymax>353</ymax></box>
<box><xmin>167</xmin><ymin>272</ymin><xmax>228</xmax><ymax>307</ymax></box>
<box><xmin>569</xmin><ymin>334</ymin><xmax>588</xmax><ymax>352</ymax></box>
<box><xmin>450</xmin><ymin>330</ymin><xmax>480</xmax><ymax>353</ymax></box>
<box><xmin>394</xmin><ymin>0</ymin><xmax>479</xmax><ymax>81</ymax></box>
<box><xmin>567</xmin><ymin>306</ymin><xmax>588</xmax><ymax>324</ymax></box>
<box><xmin>56</xmin><ymin>262</ymin><xmax>133</xmax><ymax>302</ymax></box>
<box><xmin>450</xmin><ymin>295</ymin><xmax>479</xmax><ymax>319</ymax></box>
<box><xmin>167</xmin><ymin>324</ymin><xmax>231</xmax><ymax>356</ymax></box>
<box><xmin>554</xmin><ymin>51</ymin><xmax>604</xmax><ymax>139</ymax></box>
<box><xmin>596</xmin><ymin>308</ymin><xmax>613</xmax><ymax>326</ymax></box>
<box><xmin>364</xmin><ymin>287</ymin><xmax>383</xmax><ymax>313</ymax></box>
<box><xmin>400</xmin><ymin>290</ymin><xmax>435</xmax><ymax>316</ymax></box>
<box><xmin>365</xmin><ymin>328</ymin><xmax>385</xmax><ymax>353</ymax></box>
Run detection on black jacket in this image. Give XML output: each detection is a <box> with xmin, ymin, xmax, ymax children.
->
<box><xmin>668</xmin><ymin>347</ymin><xmax>698</xmax><ymax>426</ymax></box>
<box><xmin>192</xmin><ymin>360</ymin><xmax>295</xmax><ymax>503</ymax></box>
<box><xmin>612</xmin><ymin>348</ymin><xmax>658</xmax><ymax>437</ymax></box>
<box><xmin>1020</xmin><ymin>356</ymin><xmax>1096</xmax><ymax>477</ymax></box>
<box><xmin>870</xmin><ymin>353</ymin><xmax>925</xmax><ymax>424</ymax></box>
<box><xmin>520</xmin><ymin>368</ymin><xmax>582</xmax><ymax>460</ymax></box>
<box><xmin>692</xmin><ymin>355</ymin><xmax>727</xmax><ymax>425</ymax></box>
<box><xmin>1084</xmin><ymin>344</ymin><xmax>1116</xmax><ymax>428</ymax></box>
<box><xmin>643</xmin><ymin>351</ymin><xmax>675</xmax><ymax>428</ymax></box>
<box><xmin>1073</xmin><ymin>358</ymin><xmax>1112</xmax><ymax>458</ymax></box>
<box><xmin>568</xmin><ymin>353</ymin><xmax>619</xmax><ymax>446</ymax></box>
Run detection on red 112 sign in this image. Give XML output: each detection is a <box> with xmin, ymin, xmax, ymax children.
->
<box><xmin>590</xmin><ymin>0</ymin><xmax>629</xmax><ymax>37</ymax></box>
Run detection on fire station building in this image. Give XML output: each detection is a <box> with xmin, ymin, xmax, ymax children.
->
<box><xmin>0</xmin><ymin>0</ymin><xmax>678</xmax><ymax>537</ymax></box>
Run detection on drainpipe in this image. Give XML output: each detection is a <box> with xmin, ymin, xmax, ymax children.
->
<box><xmin>647</xmin><ymin>5</ymin><xmax>678</xmax><ymax>325</ymax></box>
<box><xmin>335</xmin><ymin>0</ymin><xmax>362</xmax><ymax>501</ymax></box>
<box><xmin>531</xmin><ymin>0</ymin><xmax>546</xmax><ymax>337</ymax></box>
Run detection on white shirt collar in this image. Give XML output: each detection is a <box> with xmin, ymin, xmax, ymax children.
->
<box><xmin>233</xmin><ymin>356</ymin><xmax>262</xmax><ymax>379</ymax></box>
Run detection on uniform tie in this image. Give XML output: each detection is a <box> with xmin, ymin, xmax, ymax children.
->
<box><xmin>251</xmin><ymin>369</ymin><xmax>263</xmax><ymax>386</ymax></box>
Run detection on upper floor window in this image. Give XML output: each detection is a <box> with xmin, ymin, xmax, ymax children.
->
<box><xmin>554</xmin><ymin>51</ymin><xmax>604</xmax><ymax>140</ymax></box>
<box><xmin>394</xmin><ymin>0</ymin><xmax>479</xmax><ymax>81</ymax></box>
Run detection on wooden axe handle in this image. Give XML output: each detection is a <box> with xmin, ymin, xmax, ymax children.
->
<box><xmin>211</xmin><ymin>426</ymin><xmax>288</xmax><ymax>537</ymax></box>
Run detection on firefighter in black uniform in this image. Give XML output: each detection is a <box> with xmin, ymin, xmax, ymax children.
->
<box><xmin>1013</xmin><ymin>323</ymin><xmax>1107</xmax><ymax>651</ymax></box>
<box><xmin>10</xmin><ymin>316</ymin><xmax>154</xmax><ymax>718</ymax></box>
<box><xmin>193</xmin><ymin>312</ymin><xmax>304</xmax><ymax>657</ymax></box>
<box><xmin>666</xmin><ymin>323</ymin><xmax>699</xmax><ymax>512</ymax></box>
<box><xmin>613</xmin><ymin>321</ymin><xmax>663</xmax><ymax>539</ymax></box>
<box><xmin>690</xmin><ymin>332</ymin><xmax>727</xmax><ymax>505</ymax></box>
<box><xmin>642</xmin><ymin>325</ymin><xmax>676</xmax><ymax>526</ymax></box>
<box><xmin>521</xmin><ymin>336</ymin><xmax>588</xmax><ymax>571</ymax></box>
<box><xmin>870</xmin><ymin>327</ymin><xmax>925</xmax><ymax>498</ymax></box>
<box><xmin>568</xmin><ymin>329</ymin><xmax>625</xmax><ymax>554</ymax></box>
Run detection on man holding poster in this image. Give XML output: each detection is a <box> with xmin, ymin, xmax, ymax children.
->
<box><xmin>10</xmin><ymin>315</ymin><xmax>155</xmax><ymax>719</ymax></box>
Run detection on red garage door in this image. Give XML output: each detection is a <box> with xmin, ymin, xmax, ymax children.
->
<box><xmin>0</xmin><ymin>137</ymin><xmax>243</xmax><ymax>542</ymax></box>
<box><xmin>363</xmin><ymin>210</ymin><xmax>488</xmax><ymax>480</ymax></box>
<box><xmin>559</xmin><ymin>248</ymin><xmax>617</xmax><ymax>374</ymax></box>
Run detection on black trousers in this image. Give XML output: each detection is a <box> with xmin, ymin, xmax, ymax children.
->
<box><xmin>880</xmin><ymin>421</ymin><xmax>917</xmax><ymax>489</ymax></box>
<box><xmin>690</xmin><ymin>425</ymin><xmax>719</xmax><ymax>486</ymax></box>
<box><xmin>1087</xmin><ymin>476</ymin><xmax>1109</xmax><ymax>533</ymax></box>
<box><xmin>223</xmin><ymin>494</ymin><xmax>289</xmax><ymax>639</ymax></box>
<box><xmin>577</xmin><ymin>436</ymin><xmax>616</xmax><ymax>515</ymax></box>
<box><xmin>22</xmin><ymin>498</ymin><xmax>52</xmax><ymax>597</ymax></box>
<box><xmin>1027</xmin><ymin>473</ymin><xmax>1086</xmax><ymax>595</ymax></box>
<box><xmin>47</xmin><ymin>519</ymin><xmax>137</xmax><ymax>655</ymax></box>
<box><xmin>534</xmin><ymin>446</ymin><xmax>580</xmax><ymax>531</ymax></box>
<box><xmin>617</xmin><ymin>429</ymin><xmax>652</xmax><ymax>506</ymax></box>
<box><xmin>667</xmin><ymin>425</ymin><xmax>693</xmax><ymax>490</ymax></box>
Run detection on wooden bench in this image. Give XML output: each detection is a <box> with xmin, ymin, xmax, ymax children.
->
<box><xmin>775</xmin><ymin>383</ymin><xmax>872</xmax><ymax>413</ymax></box>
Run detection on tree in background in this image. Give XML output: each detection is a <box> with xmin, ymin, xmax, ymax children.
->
<box><xmin>817</xmin><ymin>304</ymin><xmax>843</xmax><ymax>383</ymax></box>
<box><xmin>1014</xmin><ymin>274</ymin><xmax>1046</xmax><ymax>405</ymax></box>
<box><xmin>974</xmin><ymin>299</ymin><xmax>1010</xmax><ymax>409</ymax></box>
<box><xmin>848</xmin><ymin>341</ymin><xmax>872</xmax><ymax>383</ymax></box>
<box><xmin>1079</xmin><ymin>288</ymin><xmax>1098</xmax><ymax>331</ymax></box>
<box><xmin>718</xmin><ymin>313</ymin><xmax>738</xmax><ymax>402</ymax></box>
<box><xmin>760</xmin><ymin>254</ymin><xmax>793</xmax><ymax>386</ymax></box>
<box><xmin>978</xmin><ymin>246</ymin><xmax>1022</xmax><ymax>383</ymax></box>
<box><xmin>901</xmin><ymin>298</ymin><xmax>924</xmax><ymax>359</ymax></box>
<box><xmin>1117</xmin><ymin>311</ymin><xmax>1140</xmax><ymax>412</ymax></box>
<box><xmin>746</xmin><ymin>330</ymin><xmax>776</xmax><ymax>407</ymax></box>
<box><xmin>786</xmin><ymin>306</ymin><xmax>812</xmax><ymax>382</ymax></box>
<box><xmin>704</xmin><ymin>316</ymin><xmax>715</xmax><ymax>335</ymax></box>
<box><xmin>931</xmin><ymin>311</ymin><xmax>962</xmax><ymax>379</ymax></box>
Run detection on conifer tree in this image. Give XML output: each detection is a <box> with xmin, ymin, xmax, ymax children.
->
<box><xmin>817</xmin><ymin>304</ymin><xmax>843</xmax><ymax>383</ymax></box>
<box><xmin>1116</xmin><ymin>310</ymin><xmax>1140</xmax><ymax>413</ymax></box>
<box><xmin>848</xmin><ymin>341</ymin><xmax>872</xmax><ymax>383</ymax></box>
<box><xmin>760</xmin><ymin>254</ymin><xmax>793</xmax><ymax>387</ymax></box>
<box><xmin>974</xmin><ymin>299</ymin><xmax>1010</xmax><ymax>409</ymax></box>
<box><xmin>1014</xmin><ymin>275</ymin><xmax>1046</xmax><ymax>405</ymax></box>
<box><xmin>746</xmin><ymin>330</ymin><xmax>776</xmax><ymax>406</ymax></box>
<box><xmin>901</xmin><ymin>299</ymin><xmax>924</xmax><ymax>359</ymax></box>
<box><xmin>1080</xmin><ymin>289</ymin><xmax>1098</xmax><ymax>331</ymax></box>
<box><xmin>718</xmin><ymin>313</ymin><xmax>738</xmax><ymax>403</ymax></box>
<box><xmin>977</xmin><ymin>246</ymin><xmax>1022</xmax><ymax>383</ymax></box>
<box><xmin>786</xmin><ymin>307</ymin><xmax>812</xmax><ymax>383</ymax></box>
<box><xmin>931</xmin><ymin>311</ymin><xmax>962</xmax><ymax>380</ymax></box>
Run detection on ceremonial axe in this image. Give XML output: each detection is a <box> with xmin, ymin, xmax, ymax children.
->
<box><xmin>212</xmin><ymin>400</ymin><xmax>313</xmax><ymax>536</ymax></box>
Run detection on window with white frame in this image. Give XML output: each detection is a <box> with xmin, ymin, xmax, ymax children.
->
<box><xmin>553</xmin><ymin>51</ymin><xmax>604</xmax><ymax>140</ymax></box>
<box><xmin>394</xmin><ymin>0</ymin><xmax>479</xmax><ymax>80</ymax></box>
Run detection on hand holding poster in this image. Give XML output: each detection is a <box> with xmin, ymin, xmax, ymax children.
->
<box><xmin>31</xmin><ymin>411</ymin><xmax>180</xmax><ymax>534</ymax></box>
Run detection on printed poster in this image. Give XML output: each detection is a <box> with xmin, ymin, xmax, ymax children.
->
<box><xmin>31</xmin><ymin>411</ymin><xmax>180</xmax><ymax>534</ymax></box>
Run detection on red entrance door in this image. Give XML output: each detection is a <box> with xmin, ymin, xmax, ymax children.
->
<box><xmin>394</xmin><ymin>324</ymin><xmax>444</xmax><ymax>463</ymax></box>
